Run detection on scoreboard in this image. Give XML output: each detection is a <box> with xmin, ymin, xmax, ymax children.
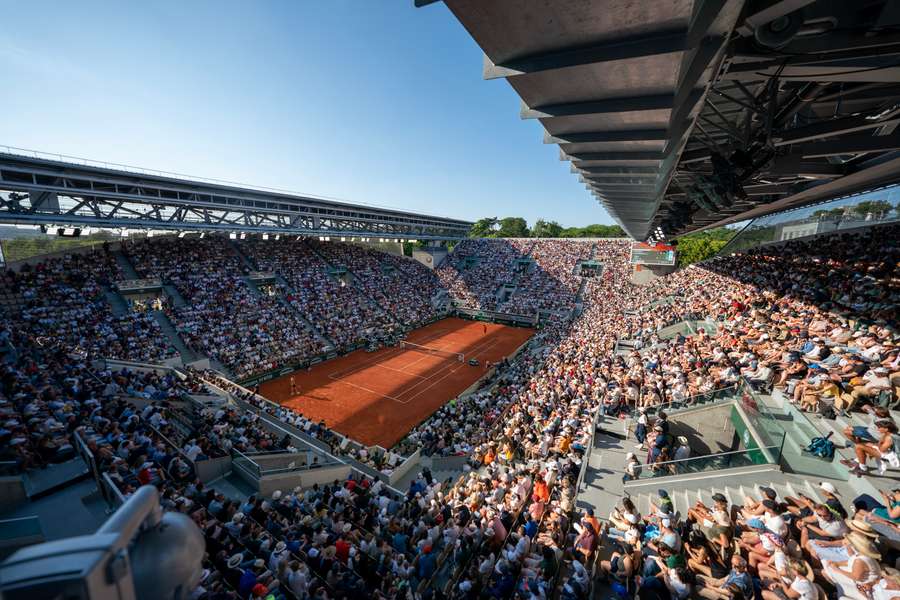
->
<box><xmin>630</xmin><ymin>241</ymin><xmax>676</xmax><ymax>266</ymax></box>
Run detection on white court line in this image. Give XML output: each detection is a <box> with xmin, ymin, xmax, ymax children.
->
<box><xmin>325</xmin><ymin>327</ymin><xmax>451</xmax><ymax>380</ymax></box>
<box><xmin>399</xmin><ymin>336</ymin><xmax>502</xmax><ymax>404</ymax></box>
<box><xmin>324</xmin><ymin>323</ymin><xmax>509</xmax><ymax>406</ymax></box>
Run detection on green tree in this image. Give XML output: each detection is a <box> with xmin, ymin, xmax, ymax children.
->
<box><xmin>676</xmin><ymin>237</ymin><xmax>727</xmax><ymax>267</ymax></box>
<box><xmin>853</xmin><ymin>200</ymin><xmax>892</xmax><ymax>218</ymax></box>
<box><xmin>531</xmin><ymin>219</ymin><xmax>563</xmax><ymax>238</ymax></box>
<box><xmin>496</xmin><ymin>217</ymin><xmax>530</xmax><ymax>238</ymax></box>
<box><xmin>469</xmin><ymin>217</ymin><xmax>499</xmax><ymax>238</ymax></box>
<box><xmin>559</xmin><ymin>224</ymin><xmax>625</xmax><ymax>238</ymax></box>
<box><xmin>673</xmin><ymin>227</ymin><xmax>737</xmax><ymax>267</ymax></box>
<box><xmin>812</xmin><ymin>207</ymin><xmax>845</xmax><ymax>220</ymax></box>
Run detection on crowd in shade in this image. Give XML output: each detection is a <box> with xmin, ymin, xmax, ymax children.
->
<box><xmin>498</xmin><ymin>240</ymin><xmax>594</xmax><ymax>315</ymax></box>
<box><xmin>125</xmin><ymin>237</ymin><xmax>325</xmax><ymax>379</ymax></box>
<box><xmin>308</xmin><ymin>239</ymin><xmax>442</xmax><ymax>328</ymax></box>
<box><xmin>1</xmin><ymin>250</ymin><xmax>178</xmax><ymax>363</ymax></box>
<box><xmin>0</xmin><ymin>223</ymin><xmax>898</xmax><ymax>599</ymax></box>
<box><xmin>436</xmin><ymin>239</ymin><xmax>535</xmax><ymax>311</ymax></box>
<box><xmin>239</xmin><ymin>239</ymin><xmax>400</xmax><ymax>353</ymax></box>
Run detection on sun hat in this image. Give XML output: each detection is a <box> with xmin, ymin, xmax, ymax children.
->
<box><xmin>274</xmin><ymin>541</ymin><xmax>287</xmax><ymax>553</ymax></box>
<box><xmin>819</xmin><ymin>482</ymin><xmax>839</xmax><ymax>496</ymax></box>
<box><xmin>846</xmin><ymin>519</ymin><xmax>878</xmax><ymax>538</ymax></box>
<box><xmin>846</xmin><ymin>532</ymin><xmax>881</xmax><ymax>559</ymax></box>
<box><xmin>227</xmin><ymin>554</ymin><xmax>243</xmax><ymax>569</ymax></box>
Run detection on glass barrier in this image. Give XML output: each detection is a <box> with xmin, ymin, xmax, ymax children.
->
<box><xmin>642</xmin><ymin>385</ymin><xmax>741</xmax><ymax>415</ymax></box>
<box><xmin>631</xmin><ymin>439</ymin><xmax>784</xmax><ymax>480</ymax></box>
<box><xmin>231</xmin><ymin>449</ymin><xmax>261</xmax><ymax>480</ymax></box>
<box><xmin>719</xmin><ymin>184</ymin><xmax>900</xmax><ymax>256</ymax></box>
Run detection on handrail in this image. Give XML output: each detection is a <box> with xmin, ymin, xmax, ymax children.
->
<box><xmin>644</xmin><ymin>384</ymin><xmax>740</xmax><ymax>414</ymax></box>
<box><xmin>628</xmin><ymin>438</ymin><xmax>785</xmax><ymax>482</ymax></box>
<box><xmin>100</xmin><ymin>472</ymin><xmax>127</xmax><ymax>507</ymax></box>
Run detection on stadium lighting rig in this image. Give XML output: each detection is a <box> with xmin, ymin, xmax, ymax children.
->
<box><xmin>0</xmin><ymin>486</ymin><xmax>204</xmax><ymax>599</ymax></box>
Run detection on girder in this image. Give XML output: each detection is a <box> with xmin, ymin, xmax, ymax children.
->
<box><xmin>0</xmin><ymin>152</ymin><xmax>472</xmax><ymax>240</ymax></box>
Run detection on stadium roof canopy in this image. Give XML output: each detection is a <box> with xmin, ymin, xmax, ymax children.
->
<box><xmin>0</xmin><ymin>150</ymin><xmax>472</xmax><ymax>240</ymax></box>
<box><xmin>418</xmin><ymin>0</ymin><xmax>900</xmax><ymax>240</ymax></box>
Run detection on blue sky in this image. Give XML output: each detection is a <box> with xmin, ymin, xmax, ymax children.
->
<box><xmin>0</xmin><ymin>1</ymin><xmax>614</xmax><ymax>228</ymax></box>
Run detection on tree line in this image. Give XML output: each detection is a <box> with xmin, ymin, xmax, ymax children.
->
<box><xmin>469</xmin><ymin>217</ymin><xmax>625</xmax><ymax>238</ymax></box>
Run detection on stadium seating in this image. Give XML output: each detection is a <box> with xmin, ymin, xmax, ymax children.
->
<box><xmin>125</xmin><ymin>237</ymin><xmax>325</xmax><ymax>378</ymax></box>
<box><xmin>3</xmin><ymin>225</ymin><xmax>899</xmax><ymax>599</ymax></box>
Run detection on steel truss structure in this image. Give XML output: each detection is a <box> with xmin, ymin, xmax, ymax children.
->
<box><xmin>0</xmin><ymin>152</ymin><xmax>472</xmax><ymax>240</ymax></box>
<box><xmin>419</xmin><ymin>0</ymin><xmax>900</xmax><ymax>240</ymax></box>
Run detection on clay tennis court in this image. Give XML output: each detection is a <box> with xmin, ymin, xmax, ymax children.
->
<box><xmin>259</xmin><ymin>317</ymin><xmax>533</xmax><ymax>448</ymax></box>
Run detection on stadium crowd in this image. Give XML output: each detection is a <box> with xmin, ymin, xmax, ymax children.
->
<box><xmin>239</xmin><ymin>239</ymin><xmax>399</xmax><ymax>353</ymax></box>
<box><xmin>498</xmin><ymin>240</ymin><xmax>592</xmax><ymax>315</ymax></box>
<box><xmin>2</xmin><ymin>222</ymin><xmax>899</xmax><ymax>600</ymax></box>
<box><xmin>436</xmin><ymin>239</ymin><xmax>534</xmax><ymax>311</ymax></box>
<box><xmin>125</xmin><ymin>237</ymin><xmax>325</xmax><ymax>379</ymax></box>
<box><xmin>309</xmin><ymin>240</ymin><xmax>442</xmax><ymax>328</ymax></box>
<box><xmin>1</xmin><ymin>249</ymin><xmax>178</xmax><ymax>363</ymax></box>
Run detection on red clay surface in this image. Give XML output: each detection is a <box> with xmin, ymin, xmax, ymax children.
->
<box><xmin>259</xmin><ymin>318</ymin><xmax>533</xmax><ymax>448</ymax></box>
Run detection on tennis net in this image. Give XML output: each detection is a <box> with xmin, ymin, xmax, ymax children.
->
<box><xmin>399</xmin><ymin>341</ymin><xmax>464</xmax><ymax>362</ymax></box>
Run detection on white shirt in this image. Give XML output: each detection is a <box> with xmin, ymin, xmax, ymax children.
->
<box><xmin>790</xmin><ymin>576</ymin><xmax>816</xmax><ymax>600</ymax></box>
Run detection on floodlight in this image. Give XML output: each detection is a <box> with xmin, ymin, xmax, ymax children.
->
<box><xmin>0</xmin><ymin>486</ymin><xmax>204</xmax><ymax>600</ymax></box>
<box><xmin>178</xmin><ymin>232</ymin><xmax>187</xmax><ymax>238</ymax></box>
<box><xmin>275</xmin><ymin>234</ymin><xmax>281</xmax><ymax>241</ymax></box>
<box><xmin>239</xmin><ymin>232</ymin><xmax>246</xmax><ymax>240</ymax></box>
<box><xmin>340</xmin><ymin>237</ymin><xmax>346</xmax><ymax>242</ymax></box>
<box><xmin>200</xmin><ymin>232</ymin><xmax>206</xmax><ymax>239</ymax></box>
<box><xmin>262</xmin><ymin>233</ymin><xmax>269</xmax><ymax>240</ymax></box>
<box><xmin>229</xmin><ymin>232</ymin><xmax>237</xmax><ymax>240</ymax></box>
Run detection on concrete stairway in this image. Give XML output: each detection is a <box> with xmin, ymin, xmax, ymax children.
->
<box><xmin>151</xmin><ymin>310</ymin><xmax>198</xmax><ymax>364</ymax></box>
<box><xmin>112</xmin><ymin>249</ymin><xmax>140</xmax><ymax>279</ymax></box>
<box><xmin>618</xmin><ymin>472</ymin><xmax>859</xmax><ymax>524</ymax></box>
<box><xmin>228</xmin><ymin>239</ymin><xmax>257</xmax><ymax>271</ymax></box>
<box><xmin>763</xmin><ymin>389</ymin><xmax>900</xmax><ymax>487</ymax></box>
<box><xmin>103</xmin><ymin>287</ymin><xmax>130</xmax><ymax>317</ymax></box>
<box><xmin>162</xmin><ymin>284</ymin><xmax>188</xmax><ymax>308</ymax></box>
<box><xmin>576</xmin><ymin>416</ymin><xmax>631</xmax><ymax>521</ymax></box>
<box><xmin>247</xmin><ymin>275</ymin><xmax>336</xmax><ymax>352</ymax></box>
<box><xmin>306</xmin><ymin>244</ymin><xmax>398</xmax><ymax>326</ymax></box>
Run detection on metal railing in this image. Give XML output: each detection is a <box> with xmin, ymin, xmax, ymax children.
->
<box><xmin>629</xmin><ymin>440</ymin><xmax>785</xmax><ymax>480</ymax></box>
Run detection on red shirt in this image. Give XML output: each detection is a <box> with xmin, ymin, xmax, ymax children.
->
<box><xmin>335</xmin><ymin>539</ymin><xmax>350</xmax><ymax>563</ymax></box>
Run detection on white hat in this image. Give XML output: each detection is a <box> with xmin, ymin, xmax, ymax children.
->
<box><xmin>626</xmin><ymin>452</ymin><xmax>635</xmax><ymax>460</ymax></box>
<box><xmin>819</xmin><ymin>481</ymin><xmax>840</xmax><ymax>496</ymax></box>
<box><xmin>272</xmin><ymin>490</ymin><xmax>282</xmax><ymax>500</ymax></box>
<box><xmin>227</xmin><ymin>554</ymin><xmax>243</xmax><ymax>569</ymax></box>
<box><xmin>232</xmin><ymin>512</ymin><xmax>245</xmax><ymax>523</ymax></box>
<box><xmin>274</xmin><ymin>541</ymin><xmax>286</xmax><ymax>553</ymax></box>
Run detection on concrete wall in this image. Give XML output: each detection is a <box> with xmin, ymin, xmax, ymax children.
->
<box><xmin>630</xmin><ymin>262</ymin><xmax>677</xmax><ymax>285</ymax></box>
<box><xmin>0</xmin><ymin>477</ymin><xmax>27</xmax><ymax>513</ymax></box>
<box><xmin>195</xmin><ymin>455</ymin><xmax>232</xmax><ymax>483</ymax></box>
<box><xmin>256</xmin><ymin>464</ymin><xmax>352</xmax><ymax>496</ymax></box>
<box><xmin>412</xmin><ymin>247</ymin><xmax>447</xmax><ymax>270</ymax></box>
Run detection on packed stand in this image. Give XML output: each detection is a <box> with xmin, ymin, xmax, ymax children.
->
<box><xmin>498</xmin><ymin>240</ymin><xmax>593</xmax><ymax>314</ymax></box>
<box><xmin>124</xmin><ymin>237</ymin><xmax>325</xmax><ymax>379</ymax></box>
<box><xmin>1</xmin><ymin>248</ymin><xmax>177</xmax><ymax>363</ymax></box>
<box><xmin>238</xmin><ymin>239</ymin><xmax>399</xmax><ymax>353</ymax></box>
<box><xmin>435</xmin><ymin>239</ymin><xmax>534</xmax><ymax>311</ymax></box>
<box><xmin>309</xmin><ymin>240</ymin><xmax>441</xmax><ymax>328</ymax></box>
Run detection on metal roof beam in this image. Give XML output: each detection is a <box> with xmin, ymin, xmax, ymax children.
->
<box><xmin>774</xmin><ymin>113</ymin><xmax>900</xmax><ymax>146</ymax></box>
<box><xmin>543</xmin><ymin>129</ymin><xmax>668</xmax><ymax>144</ymax></box>
<box><xmin>483</xmin><ymin>30</ymin><xmax>688</xmax><ymax>79</ymax></box>
<box><xmin>566</xmin><ymin>151</ymin><xmax>665</xmax><ymax>161</ymax></box>
<box><xmin>798</xmin><ymin>131</ymin><xmax>900</xmax><ymax>158</ymax></box>
<box><xmin>521</xmin><ymin>94</ymin><xmax>675</xmax><ymax>119</ymax></box>
<box><xmin>574</xmin><ymin>166</ymin><xmax>659</xmax><ymax>176</ymax></box>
